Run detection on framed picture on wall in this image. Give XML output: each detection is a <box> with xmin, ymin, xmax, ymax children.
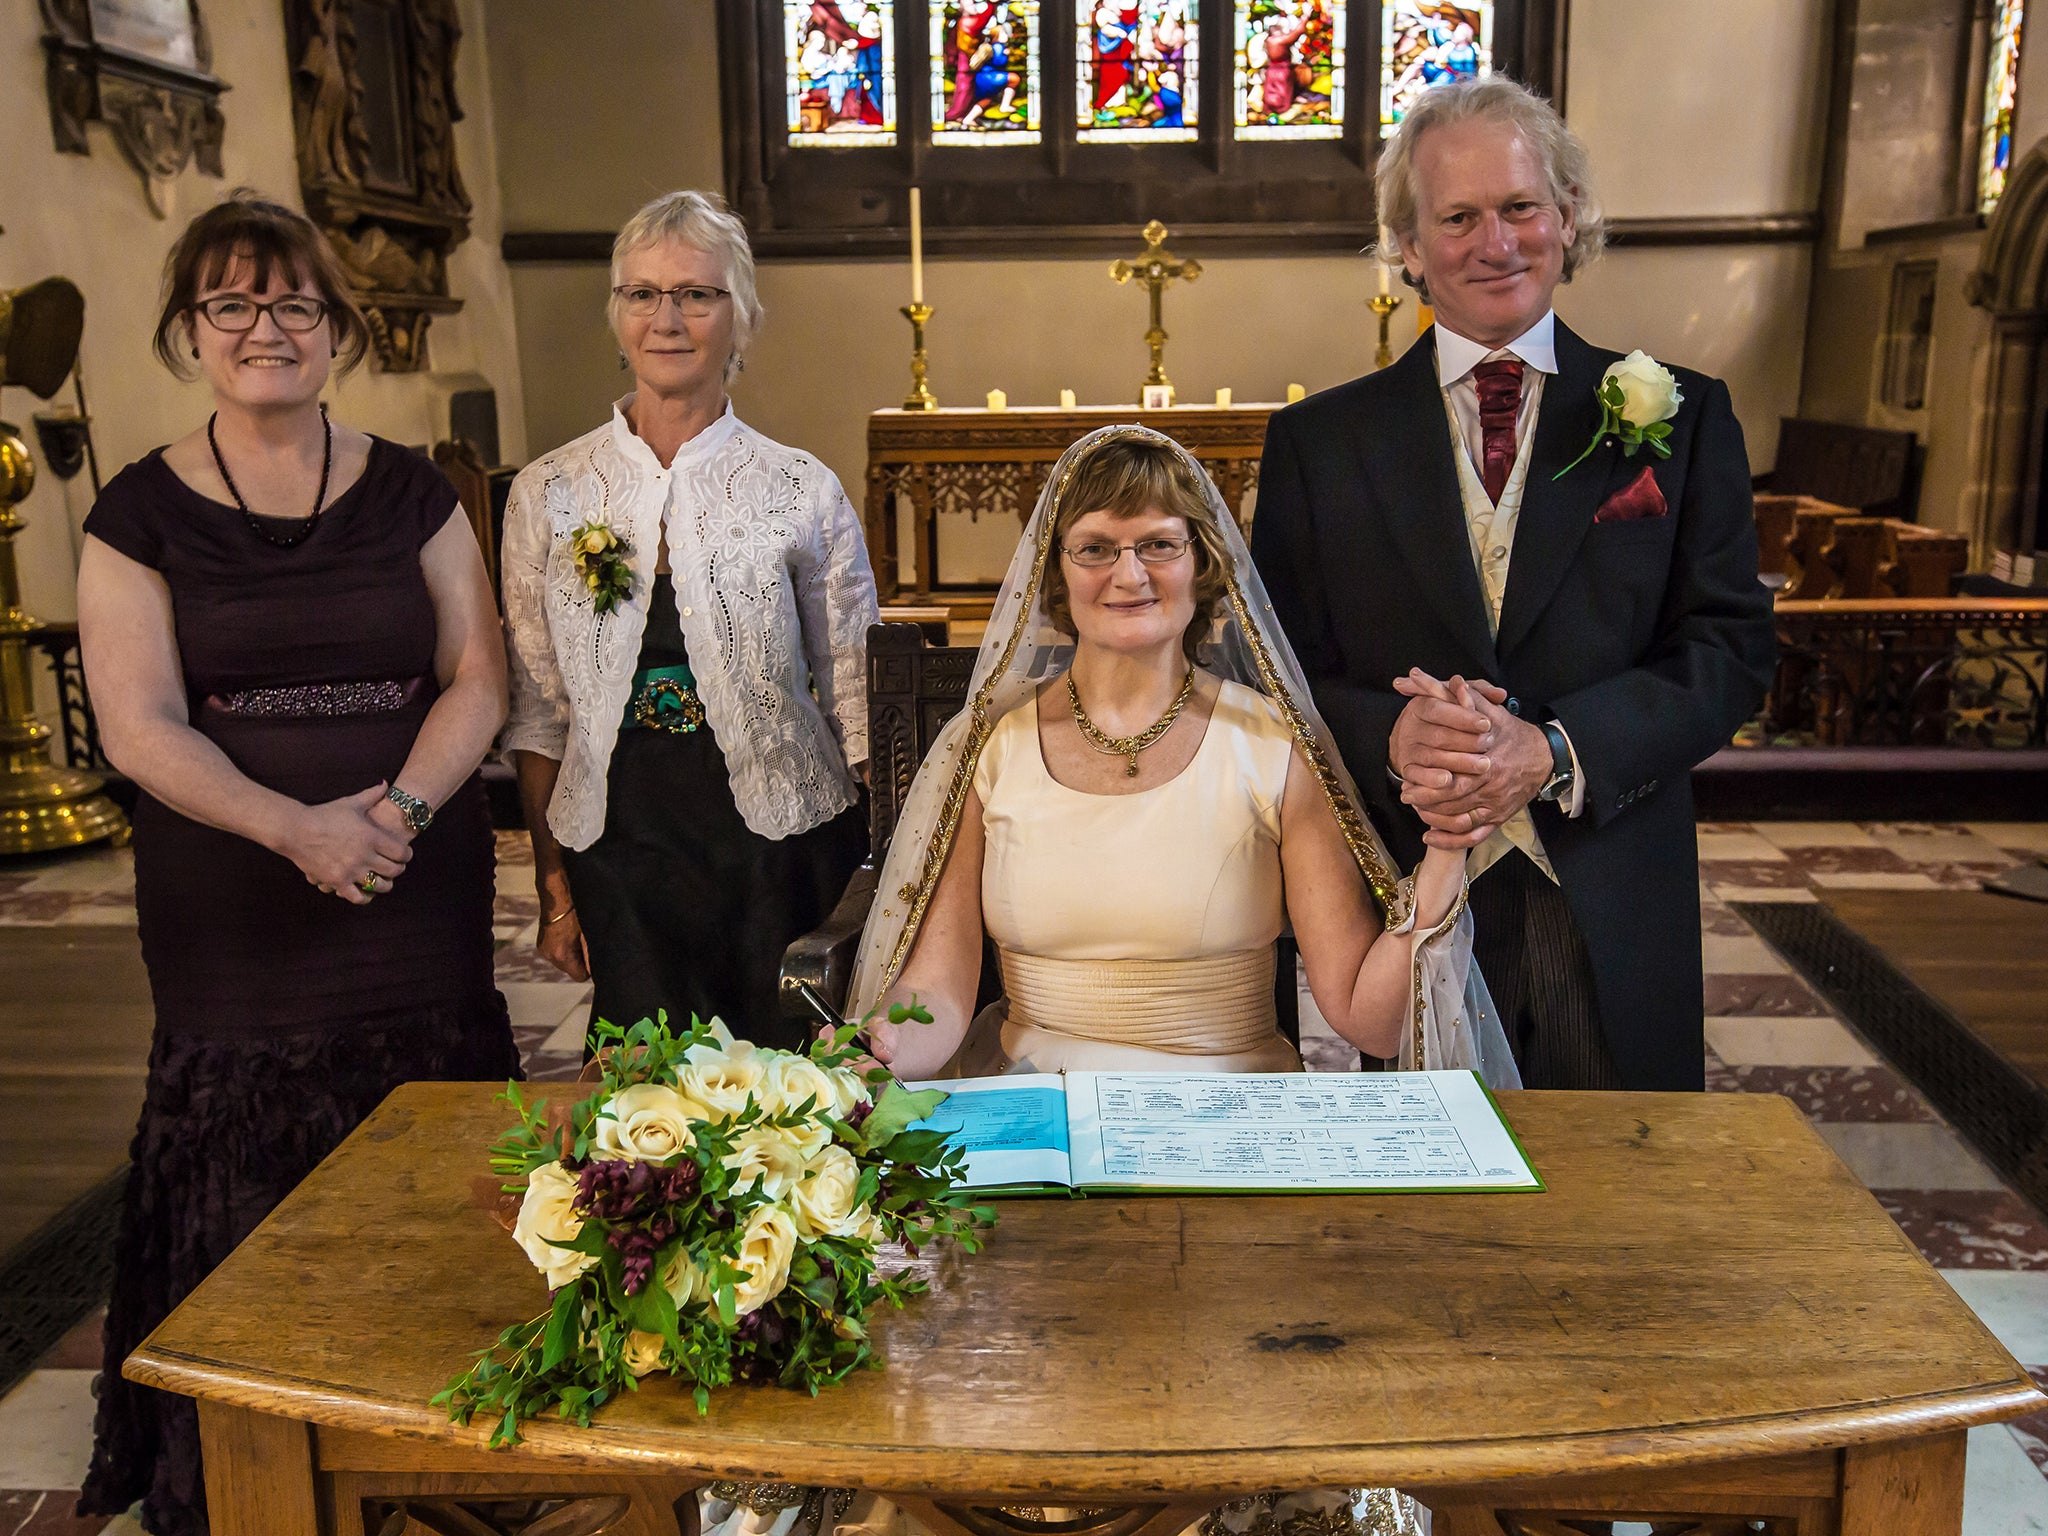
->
<box><xmin>81</xmin><ymin>0</ymin><xmax>206</xmax><ymax>70</ymax></box>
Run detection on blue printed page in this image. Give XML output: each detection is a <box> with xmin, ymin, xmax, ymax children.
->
<box><xmin>904</xmin><ymin>1074</ymin><xmax>1073</xmax><ymax>1190</ymax></box>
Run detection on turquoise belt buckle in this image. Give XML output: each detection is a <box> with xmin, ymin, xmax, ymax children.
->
<box><xmin>626</xmin><ymin>665</ymin><xmax>704</xmax><ymax>733</ymax></box>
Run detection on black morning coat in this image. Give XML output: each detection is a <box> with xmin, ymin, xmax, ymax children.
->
<box><xmin>1250</xmin><ymin>320</ymin><xmax>1778</xmax><ymax>1091</ymax></box>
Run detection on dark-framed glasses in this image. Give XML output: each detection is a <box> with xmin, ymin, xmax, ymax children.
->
<box><xmin>194</xmin><ymin>295</ymin><xmax>330</xmax><ymax>333</ymax></box>
<box><xmin>1062</xmin><ymin>535</ymin><xmax>1193</xmax><ymax>568</ymax></box>
<box><xmin>613</xmin><ymin>284</ymin><xmax>732</xmax><ymax>319</ymax></box>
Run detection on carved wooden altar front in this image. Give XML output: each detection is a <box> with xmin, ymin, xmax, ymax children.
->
<box><xmin>864</xmin><ymin>406</ymin><xmax>1273</xmax><ymax>620</ymax></box>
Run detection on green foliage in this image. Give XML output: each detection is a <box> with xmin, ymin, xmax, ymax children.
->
<box><xmin>435</xmin><ymin>1003</ymin><xmax>997</xmax><ymax>1447</ymax></box>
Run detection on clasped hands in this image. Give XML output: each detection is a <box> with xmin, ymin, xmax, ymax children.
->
<box><xmin>1389</xmin><ymin>668</ymin><xmax>1556</xmax><ymax>848</ymax></box>
<box><xmin>287</xmin><ymin>782</ymin><xmax>415</xmax><ymax>906</ymax></box>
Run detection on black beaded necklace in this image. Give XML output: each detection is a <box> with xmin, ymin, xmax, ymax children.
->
<box><xmin>207</xmin><ymin>403</ymin><xmax>333</xmax><ymax>549</ymax></box>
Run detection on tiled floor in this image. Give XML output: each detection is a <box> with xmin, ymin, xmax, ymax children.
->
<box><xmin>4</xmin><ymin>824</ymin><xmax>2048</xmax><ymax>1533</ymax></box>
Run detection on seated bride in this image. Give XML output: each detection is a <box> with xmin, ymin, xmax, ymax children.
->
<box><xmin>846</xmin><ymin>425</ymin><xmax>1516</xmax><ymax>1086</ymax></box>
<box><xmin>706</xmin><ymin>430</ymin><xmax>1515</xmax><ymax>1536</ymax></box>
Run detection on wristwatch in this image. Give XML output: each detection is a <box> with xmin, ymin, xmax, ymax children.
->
<box><xmin>1536</xmin><ymin>721</ymin><xmax>1575</xmax><ymax>804</ymax></box>
<box><xmin>385</xmin><ymin>783</ymin><xmax>435</xmax><ymax>834</ymax></box>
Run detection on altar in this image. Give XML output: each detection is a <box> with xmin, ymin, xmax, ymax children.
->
<box><xmin>864</xmin><ymin>404</ymin><xmax>1276</xmax><ymax>621</ymax></box>
<box><xmin>127</xmin><ymin>1082</ymin><xmax>2043</xmax><ymax>1536</ymax></box>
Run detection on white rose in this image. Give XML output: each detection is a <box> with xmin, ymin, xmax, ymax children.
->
<box><xmin>759</xmin><ymin>1053</ymin><xmax>839</xmax><ymax>1118</ymax></box>
<box><xmin>591</xmin><ymin>1083</ymin><xmax>705</xmax><ymax>1164</ymax></box>
<box><xmin>511</xmin><ymin>1161</ymin><xmax>598</xmax><ymax>1290</ymax></box>
<box><xmin>725</xmin><ymin>1124</ymin><xmax>809</xmax><ymax>1200</ymax></box>
<box><xmin>732</xmin><ymin>1205</ymin><xmax>799</xmax><ymax>1315</ymax></box>
<box><xmin>787</xmin><ymin>1145</ymin><xmax>864</xmax><ymax>1239</ymax></box>
<box><xmin>1604</xmin><ymin>350</ymin><xmax>1683</xmax><ymax>427</ymax></box>
<box><xmin>620</xmin><ymin>1329</ymin><xmax>666</xmax><ymax>1378</ymax></box>
<box><xmin>684</xmin><ymin>1017</ymin><xmax>757</xmax><ymax>1065</ymax></box>
<box><xmin>678</xmin><ymin>1050</ymin><xmax>766</xmax><ymax>1120</ymax></box>
<box><xmin>827</xmin><ymin>1064</ymin><xmax>874</xmax><ymax>1121</ymax></box>
<box><xmin>850</xmin><ymin>1206</ymin><xmax>884</xmax><ymax>1246</ymax></box>
<box><xmin>662</xmin><ymin>1245</ymin><xmax>708</xmax><ymax>1309</ymax></box>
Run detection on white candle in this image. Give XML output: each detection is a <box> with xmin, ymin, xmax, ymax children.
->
<box><xmin>1286</xmin><ymin>383</ymin><xmax>1306</xmax><ymax>403</ymax></box>
<box><xmin>987</xmin><ymin>388</ymin><xmax>1007</xmax><ymax>410</ymax></box>
<box><xmin>910</xmin><ymin>187</ymin><xmax>924</xmax><ymax>305</ymax></box>
<box><xmin>1059</xmin><ymin>388</ymin><xmax>1076</xmax><ymax>409</ymax></box>
<box><xmin>1377</xmin><ymin>261</ymin><xmax>1391</xmax><ymax>297</ymax></box>
<box><xmin>1214</xmin><ymin>387</ymin><xmax>1232</xmax><ymax>407</ymax></box>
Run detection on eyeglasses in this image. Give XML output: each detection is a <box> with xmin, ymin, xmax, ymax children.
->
<box><xmin>613</xmin><ymin>284</ymin><xmax>732</xmax><ymax>318</ymax></box>
<box><xmin>1061</xmin><ymin>535</ymin><xmax>1193</xmax><ymax>568</ymax></box>
<box><xmin>194</xmin><ymin>295</ymin><xmax>330</xmax><ymax>333</ymax></box>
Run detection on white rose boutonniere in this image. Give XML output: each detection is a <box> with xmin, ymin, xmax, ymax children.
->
<box><xmin>1555</xmin><ymin>349</ymin><xmax>1684</xmax><ymax>481</ymax></box>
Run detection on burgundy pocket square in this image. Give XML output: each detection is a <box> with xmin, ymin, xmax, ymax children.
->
<box><xmin>1595</xmin><ymin>466</ymin><xmax>1668</xmax><ymax>523</ymax></box>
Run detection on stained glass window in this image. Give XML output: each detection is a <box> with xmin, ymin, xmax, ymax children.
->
<box><xmin>1980</xmin><ymin>0</ymin><xmax>2026</xmax><ymax>213</ymax></box>
<box><xmin>1077</xmin><ymin>2</ymin><xmax>1198</xmax><ymax>143</ymax></box>
<box><xmin>1379</xmin><ymin>1</ymin><xmax>1490</xmax><ymax>139</ymax></box>
<box><xmin>933</xmin><ymin>1</ymin><xmax>1042</xmax><ymax>145</ymax></box>
<box><xmin>1234</xmin><ymin>1</ymin><xmax>1345</xmax><ymax>141</ymax></box>
<box><xmin>787</xmin><ymin>2</ymin><xmax>897</xmax><ymax>146</ymax></box>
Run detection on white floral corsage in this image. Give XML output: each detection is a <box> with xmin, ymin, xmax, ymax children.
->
<box><xmin>1555</xmin><ymin>350</ymin><xmax>1684</xmax><ymax>481</ymax></box>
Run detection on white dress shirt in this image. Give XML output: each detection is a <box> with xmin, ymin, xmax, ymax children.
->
<box><xmin>500</xmin><ymin>399</ymin><xmax>878</xmax><ymax>849</ymax></box>
<box><xmin>1430</xmin><ymin>311</ymin><xmax>1585</xmax><ymax>876</ymax></box>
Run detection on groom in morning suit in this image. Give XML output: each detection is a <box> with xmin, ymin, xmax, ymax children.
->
<box><xmin>1251</xmin><ymin>78</ymin><xmax>1776</xmax><ymax>1090</ymax></box>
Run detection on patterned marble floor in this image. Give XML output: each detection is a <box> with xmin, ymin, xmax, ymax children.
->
<box><xmin>4</xmin><ymin>823</ymin><xmax>2048</xmax><ymax>1534</ymax></box>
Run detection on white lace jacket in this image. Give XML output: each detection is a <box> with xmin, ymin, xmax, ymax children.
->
<box><xmin>500</xmin><ymin>400</ymin><xmax>878</xmax><ymax>848</ymax></box>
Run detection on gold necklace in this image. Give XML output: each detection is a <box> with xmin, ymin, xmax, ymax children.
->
<box><xmin>1066</xmin><ymin>668</ymin><xmax>1197</xmax><ymax>777</ymax></box>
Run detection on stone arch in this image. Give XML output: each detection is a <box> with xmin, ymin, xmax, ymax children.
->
<box><xmin>1966</xmin><ymin>140</ymin><xmax>2048</xmax><ymax>558</ymax></box>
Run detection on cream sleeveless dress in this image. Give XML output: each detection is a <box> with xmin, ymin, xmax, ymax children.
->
<box><xmin>963</xmin><ymin>677</ymin><xmax>1302</xmax><ymax>1076</ymax></box>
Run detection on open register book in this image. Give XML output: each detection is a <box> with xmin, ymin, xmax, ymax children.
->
<box><xmin>906</xmin><ymin>1070</ymin><xmax>1541</xmax><ymax>1196</ymax></box>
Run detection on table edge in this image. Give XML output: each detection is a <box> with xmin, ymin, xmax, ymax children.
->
<box><xmin>124</xmin><ymin>1347</ymin><xmax>2048</xmax><ymax>1496</ymax></box>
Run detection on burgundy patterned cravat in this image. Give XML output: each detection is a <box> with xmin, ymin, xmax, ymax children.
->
<box><xmin>1471</xmin><ymin>356</ymin><xmax>1526</xmax><ymax>505</ymax></box>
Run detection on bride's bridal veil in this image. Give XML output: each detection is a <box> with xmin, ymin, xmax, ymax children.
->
<box><xmin>847</xmin><ymin>423</ymin><xmax>1518</xmax><ymax>1087</ymax></box>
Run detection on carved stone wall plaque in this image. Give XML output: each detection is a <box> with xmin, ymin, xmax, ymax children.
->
<box><xmin>283</xmin><ymin>0</ymin><xmax>472</xmax><ymax>373</ymax></box>
<box><xmin>40</xmin><ymin>0</ymin><xmax>229</xmax><ymax>217</ymax></box>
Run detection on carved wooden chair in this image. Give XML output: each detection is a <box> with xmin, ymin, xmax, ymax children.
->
<box><xmin>778</xmin><ymin>623</ymin><xmax>1302</xmax><ymax>1052</ymax></box>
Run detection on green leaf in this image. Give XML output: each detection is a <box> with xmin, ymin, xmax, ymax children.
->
<box><xmin>541</xmin><ymin>1280</ymin><xmax>582</xmax><ymax>1372</ymax></box>
<box><xmin>860</xmin><ymin>1082</ymin><xmax>950</xmax><ymax>1151</ymax></box>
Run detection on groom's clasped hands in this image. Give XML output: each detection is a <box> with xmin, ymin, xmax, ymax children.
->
<box><xmin>1390</xmin><ymin>668</ymin><xmax>1556</xmax><ymax>849</ymax></box>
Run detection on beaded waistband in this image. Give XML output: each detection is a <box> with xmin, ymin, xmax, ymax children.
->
<box><xmin>204</xmin><ymin>676</ymin><xmax>427</xmax><ymax>719</ymax></box>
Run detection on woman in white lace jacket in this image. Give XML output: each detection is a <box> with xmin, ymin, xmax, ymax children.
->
<box><xmin>500</xmin><ymin>190</ymin><xmax>878</xmax><ymax>1052</ymax></box>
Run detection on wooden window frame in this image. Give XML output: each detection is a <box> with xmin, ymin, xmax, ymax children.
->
<box><xmin>716</xmin><ymin>0</ymin><xmax>1568</xmax><ymax>257</ymax></box>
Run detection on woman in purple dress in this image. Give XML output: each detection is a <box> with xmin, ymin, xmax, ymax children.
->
<box><xmin>72</xmin><ymin>191</ymin><xmax>516</xmax><ymax>1536</ymax></box>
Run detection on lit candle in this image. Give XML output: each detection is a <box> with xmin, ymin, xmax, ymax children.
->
<box><xmin>1378</xmin><ymin>261</ymin><xmax>1391</xmax><ymax>297</ymax></box>
<box><xmin>1215</xmin><ymin>387</ymin><xmax>1232</xmax><ymax>407</ymax></box>
<box><xmin>1286</xmin><ymin>383</ymin><xmax>1306</xmax><ymax>404</ymax></box>
<box><xmin>987</xmin><ymin>388</ymin><xmax>1007</xmax><ymax>410</ymax></box>
<box><xmin>1059</xmin><ymin>388</ymin><xmax>1076</xmax><ymax>409</ymax></box>
<box><xmin>910</xmin><ymin>187</ymin><xmax>924</xmax><ymax>306</ymax></box>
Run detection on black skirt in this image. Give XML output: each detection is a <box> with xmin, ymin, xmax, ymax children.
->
<box><xmin>564</xmin><ymin>576</ymin><xmax>866</xmax><ymax>1054</ymax></box>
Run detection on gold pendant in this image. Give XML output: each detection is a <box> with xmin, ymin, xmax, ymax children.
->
<box><xmin>1125</xmin><ymin>754</ymin><xmax>1140</xmax><ymax>777</ymax></box>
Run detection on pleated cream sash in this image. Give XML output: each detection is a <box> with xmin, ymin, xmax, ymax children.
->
<box><xmin>996</xmin><ymin>945</ymin><xmax>1278</xmax><ymax>1056</ymax></box>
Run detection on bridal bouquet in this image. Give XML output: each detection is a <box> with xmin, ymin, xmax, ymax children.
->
<box><xmin>435</xmin><ymin>1010</ymin><xmax>995</xmax><ymax>1446</ymax></box>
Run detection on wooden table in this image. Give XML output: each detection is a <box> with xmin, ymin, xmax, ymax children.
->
<box><xmin>864</xmin><ymin>406</ymin><xmax>1273</xmax><ymax>622</ymax></box>
<box><xmin>128</xmin><ymin>1084</ymin><xmax>2044</xmax><ymax>1536</ymax></box>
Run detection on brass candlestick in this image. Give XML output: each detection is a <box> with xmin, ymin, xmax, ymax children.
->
<box><xmin>901</xmin><ymin>303</ymin><xmax>937</xmax><ymax>410</ymax></box>
<box><xmin>1110</xmin><ymin>220</ymin><xmax>1202</xmax><ymax>403</ymax></box>
<box><xmin>0</xmin><ymin>421</ymin><xmax>126</xmax><ymax>855</ymax></box>
<box><xmin>1368</xmin><ymin>291</ymin><xmax>1405</xmax><ymax>371</ymax></box>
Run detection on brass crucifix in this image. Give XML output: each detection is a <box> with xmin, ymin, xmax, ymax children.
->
<box><xmin>1110</xmin><ymin>220</ymin><xmax>1202</xmax><ymax>404</ymax></box>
